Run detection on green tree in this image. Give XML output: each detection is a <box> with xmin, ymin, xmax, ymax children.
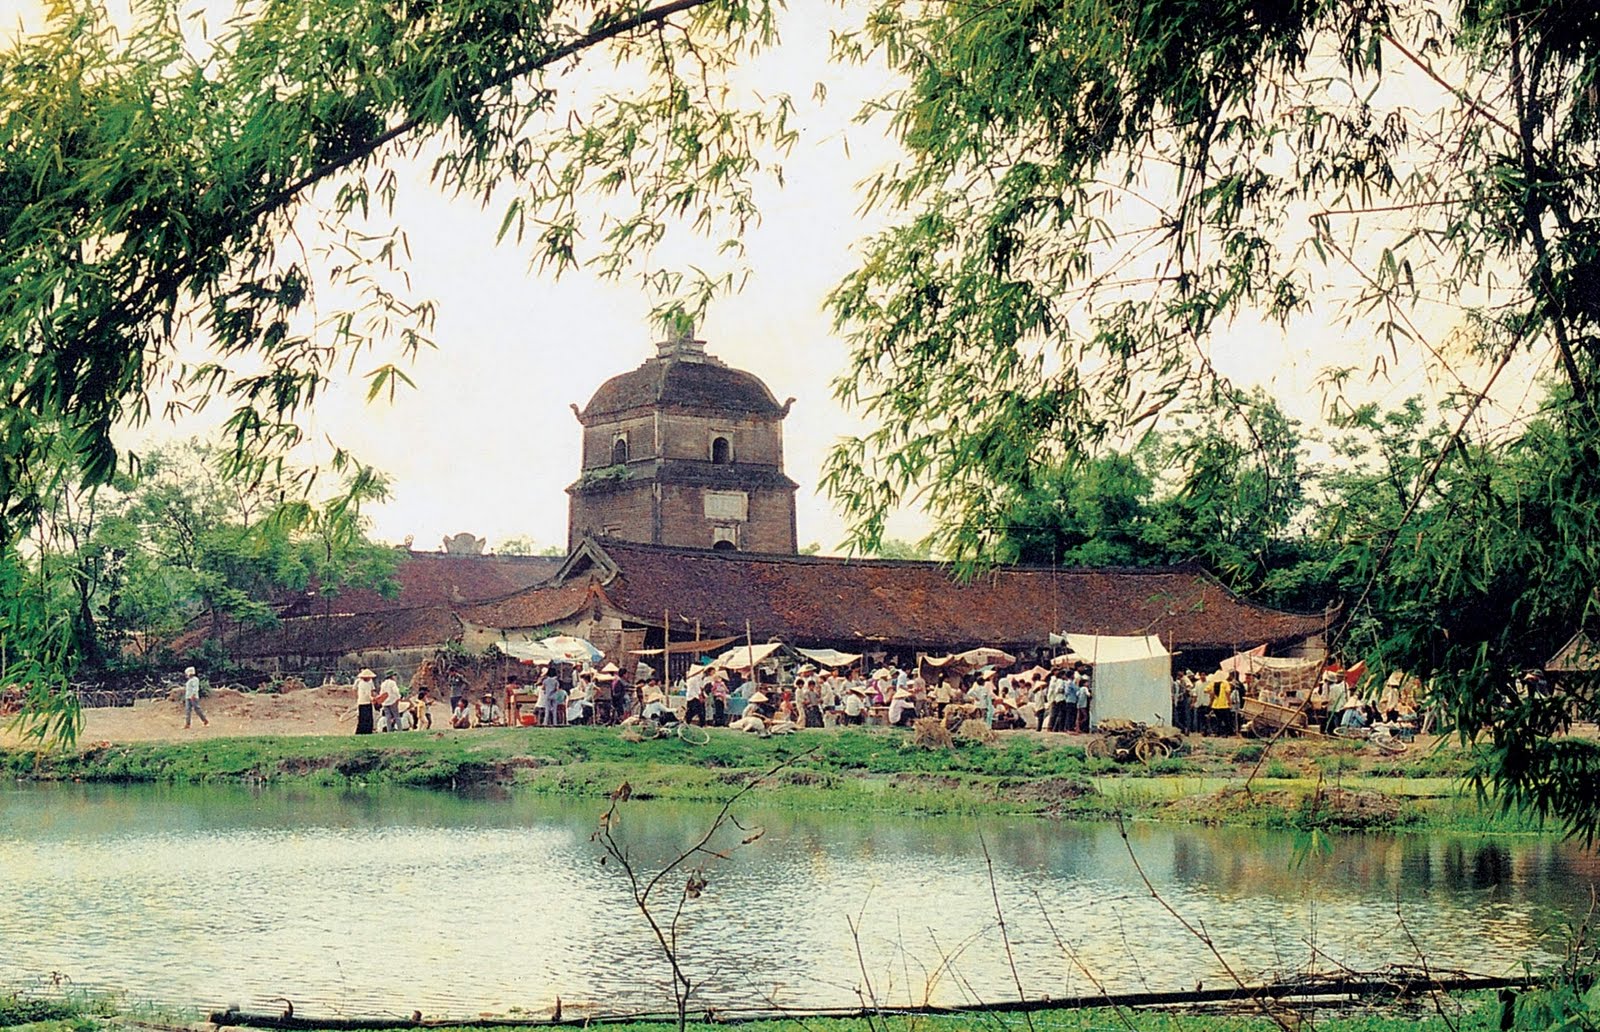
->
<box><xmin>1143</xmin><ymin>392</ymin><xmax>1313</xmax><ymax>590</ymax></box>
<box><xmin>823</xmin><ymin>0</ymin><xmax>1600</xmax><ymax>835</ymax></box>
<box><xmin>869</xmin><ymin>537</ymin><xmax>940</xmax><ymax>560</ymax></box>
<box><xmin>18</xmin><ymin>440</ymin><xmax>398</xmax><ymax>682</ymax></box>
<box><xmin>993</xmin><ymin>450</ymin><xmax>1155</xmax><ymax>566</ymax></box>
<box><xmin>1</xmin><ymin>0</ymin><xmax>788</xmax><ymax>738</ymax></box>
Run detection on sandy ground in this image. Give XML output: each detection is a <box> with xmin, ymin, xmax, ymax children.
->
<box><xmin>3</xmin><ymin>684</ymin><xmax>372</xmax><ymax>746</ymax></box>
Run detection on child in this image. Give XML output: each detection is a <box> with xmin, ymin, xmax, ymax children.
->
<box><xmin>449</xmin><ymin>696</ymin><xmax>472</xmax><ymax>729</ymax></box>
<box><xmin>413</xmin><ymin>688</ymin><xmax>432</xmax><ymax>730</ymax></box>
<box><xmin>551</xmin><ymin>681</ymin><xmax>569</xmax><ymax>727</ymax></box>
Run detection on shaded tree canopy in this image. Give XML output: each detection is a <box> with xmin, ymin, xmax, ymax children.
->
<box><xmin>822</xmin><ymin>0</ymin><xmax>1600</xmax><ymax>836</ymax></box>
<box><xmin>0</xmin><ymin>0</ymin><xmax>790</xmax><ymax>736</ymax></box>
<box><xmin>0</xmin><ymin>0</ymin><xmax>791</xmax><ymax>542</ymax></box>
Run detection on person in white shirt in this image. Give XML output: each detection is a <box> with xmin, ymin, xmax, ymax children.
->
<box><xmin>841</xmin><ymin>687</ymin><xmax>866</xmax><ymax>725</ymax></box>
<box><xmin>354</xmin><ymin>668</ymin><xmax>376</xmax><ymax>735</ymax></box>
<box><xmin>540</xmin><ymin>666</ymin><xmax>562</xmax><ymax>727</ymax></box>
<box><xmin>730</xmin><ymin>692</ymin><xmax>769</xmax><ymax>733</ymax></box>
<box><xmin>684</xmin><ymin>677</ymin><xmax>707</xmax><ymax>726</ymax></box>
<box><xmin>1046</xmin><ymin>673</ymin><xmax>1070</xmax><ymax>732</ymax></box>
<box><xmin>569</xmin><ymin>676</ymin><xmax>593</xmax><ymax>725</ymax></box>
<box><xmin>181</xmin><ymin>666</ymin><xmax>209</xmax><ymax>729</ymax></box>
<box><xmin>887</xmin><ymin>688</ymin><xmax>917</xmax><ymax>727</ymax></box>
<box><xmin>377</xmin><ymin>672</ymin><xmax>402</xmax><ymax>732</ymax></box>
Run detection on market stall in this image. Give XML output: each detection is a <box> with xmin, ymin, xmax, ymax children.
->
<box><xmin>1059</xmin><ymin>633</ymin><xmax>1173</xmax><ymax>727</ymax></box>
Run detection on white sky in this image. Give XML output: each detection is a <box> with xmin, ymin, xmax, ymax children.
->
<box><xmin>3</xmin><ymin>0</ymin><xmax>1542</xmax><ymax>555</ymax></box>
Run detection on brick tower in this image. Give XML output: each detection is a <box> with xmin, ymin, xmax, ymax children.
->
<box><xmin>567</xmin><ymin>328</ymin><xmax>798</xmax><ymax>553</ymax></box>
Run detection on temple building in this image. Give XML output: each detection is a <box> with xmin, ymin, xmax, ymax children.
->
<box><xmin>195</xmin><ymin>325</ymin><xmax>1334</xmax><ymax>681</ymax></box>
<box><xmin>566</xmin><ymin>328</ymin><xmax>798</xmax><ymax>554</ymax></box>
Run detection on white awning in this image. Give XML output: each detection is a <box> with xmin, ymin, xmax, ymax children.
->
<box><xmin>495</xmin><ymin>635</ymin><xmax>603</xmax><ymax>664</ymax></box>
<box><xmin>954</xmin><ymin>647</ymin><xmax>1016</xmax><ymax>667</ymax></box>
<box><xmin>795</xmin><ymin>648</ymin><xmax>863</xmax><ymax>668</ymax></box>
<box><xmin>709</xmin><ymin>641</ymin><xmax>784</xmax><ymax>670</ymax></box>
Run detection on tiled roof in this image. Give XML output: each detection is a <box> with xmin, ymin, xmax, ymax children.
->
<box><xmin>274</xmin><ymin>551</ymin><xmax>560</xmax><ymax>618</ymax></box>
<box><xmin>198</xmin><ymin>540</ymin><xmax>1328</xmax><ymax>663</ymax></box>
<box><xmin>459</xmin><ymin>578</ymin><xmax>598</xmax><ymax>629</ymax></box>
<box><xmin>580</xmin><ymin>358</ymin><xmax>784</xmax><ymax>420</ymax></box>
<box><xmin>187</xmin><ymin>607</ymin><xmax>465</xmax><ymax>659</ymax></box>
<box><xmin>548</xmin><ymin>539</ymin><xmax>1329</xmax><ymax>652</ymax></box>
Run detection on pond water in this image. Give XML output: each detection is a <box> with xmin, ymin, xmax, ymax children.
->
<box><xmin>0</xmin><ymin>782</ymin><xmax>1595</xmax><ymax>1020</ymax></box>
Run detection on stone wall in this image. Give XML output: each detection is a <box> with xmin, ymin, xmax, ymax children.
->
<box><xmin>568</xmin><ymin>482</ymin><xmax>658</xmax><ymax>548</ymax></box>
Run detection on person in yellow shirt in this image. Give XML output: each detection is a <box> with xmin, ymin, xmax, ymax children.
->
<box><xmin>1208</xmin><ymin>676</ymin><xmax>1233</xmax><ymax>736</ymax></box>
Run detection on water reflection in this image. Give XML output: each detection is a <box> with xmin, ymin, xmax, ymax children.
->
<box><xmin>0</xmin><ymin>783</ymin><xmax>1592</xmax><ymax>1018</ymax></box>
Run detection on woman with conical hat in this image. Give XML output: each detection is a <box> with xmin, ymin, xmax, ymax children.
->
<box><xmin>354</xmin><ymin>669</ymin><xmax>377</xmax><ymax>735</ymax></box>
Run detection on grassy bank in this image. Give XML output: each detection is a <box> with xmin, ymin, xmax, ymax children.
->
<box><xmin>0</xmin><ymin>727</ymin><xmax>1545</xmax><ymax>833</ymax></box>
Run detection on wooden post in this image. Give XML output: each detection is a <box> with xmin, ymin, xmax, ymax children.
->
<box><xmin>746</xmin><ymin>619</ymin><xmax>755</xmax><ymax>686</ymax></box>
<box><xmin>663</xmin><ymin>610</ymin><xmax>671</xmax><ymax>686</ymax></box>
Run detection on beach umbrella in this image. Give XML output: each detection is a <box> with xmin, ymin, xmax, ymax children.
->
<box><xmin>955</xmin><ymin>647</ymin><xmax>1016</xmax><ymax>667</ymax></box>
<box><xmin>539</xmin><ymin>636</ymin><xmax>604</xmax><ymax>664</ymax></box>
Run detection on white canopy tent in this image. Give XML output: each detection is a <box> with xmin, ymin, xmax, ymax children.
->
<box><xmin>1060</xmin><ymin>633</ymin><xmax>1173</xmax><ymax>727</ymax></box>
<box><xmin>709</xmin><ymin>641</ymin><xmax>784</xmax><ymax>671</ymax></box>
<box><xmin>795</xmin><ymin>647</ymin><xmax>863</xmax><ymax>669</ymax></box>
<box><xmin>494</xmin><ymin>635</ymin><xmax>604</xmax><ymax>665</ymax></box>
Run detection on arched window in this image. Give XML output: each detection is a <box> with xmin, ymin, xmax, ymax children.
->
<box><xmin>611</xmin><ymin>436</ymin><xmax>629</xmax><ymax>465</ymax></box>
<box><xmin>711</xmin><ymin>538</ymin><xmax>738</xmax><ymax>552</ymax></box>
<box><xmin>710</xmin><ymin>435</ymin><xmax>732</xmax><ymax>465</ymax></box>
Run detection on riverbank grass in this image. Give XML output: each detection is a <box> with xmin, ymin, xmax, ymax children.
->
<box><xmin>1</xmin><ymin>726</ymin><xmax>1544</xmax><ymax>833</ymax></box>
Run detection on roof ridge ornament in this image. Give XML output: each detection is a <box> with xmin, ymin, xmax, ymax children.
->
<box><xmin>655</xmin><ymin>320</ymin><xmax>708</xmax><ymax>363</ymax></box>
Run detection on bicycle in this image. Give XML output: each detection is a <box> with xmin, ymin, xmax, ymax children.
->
<box><xmin>1368</xmin><ymin>727</ymin><xmax>1409</xmax><ymax>755</ymax></box>
<box><xmin>626</xmin><ymin>719</ymin><xmax>711</xmax><ymax>744</ymax></box>
<box><xmin>1084</xmin><ymin>720</ymin><xmax>1181</xmax><ymax>765</ymax></box>
<box><xmin>1332</xmin><ymin>723</ymin><xmax>1407</xmax><ymax>753</ymax></box>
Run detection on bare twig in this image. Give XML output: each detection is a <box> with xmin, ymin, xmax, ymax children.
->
<box><xmin>846</xmin><ymin>906</ymin><xmax>882</xmax><ymax>1032</ymax></box>
<box><xmin>1392</xmin><ymin>889</ymin><xmax>1462</xmax><ymax>1032</ymax></box>
<box><xmin>1032</xmin><ymin>891</ymin><xmax>1141</xmax><ymax>1032</ymax></box>
<box><xmin>593</xmin><ymin>747</ymin><xmax>817</xmax><ymax>1031</ymax></box>
<box><xmin>979</xmin><ymin>833</ymin><xmax>1036</xmax><ymax>1032</ymax></box>
<box><xmin>1114</xmin><ymin>814</ymin><xmax>1296</xmax><ymax>1032</ymax></box>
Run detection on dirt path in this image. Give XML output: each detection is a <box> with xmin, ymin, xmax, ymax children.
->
<box><xmin>3</xmin><ymin>684</ymin><xmax>368</xmax><ymax>746</ymax></box>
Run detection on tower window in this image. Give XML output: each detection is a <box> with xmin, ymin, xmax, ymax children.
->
<box><xmin>711</xmin><ymin>539</ymin><xmax>738</xmax><ymax>552</ymax></box>
<box><xmin>611</xmin><ymin>435</ymin><xmax>629</xmax><ymax>465</ymax></box>
<box><xmin>710</xmin><ymin>435</ymin><xmax>732</xmax><ymax>465</ymax></box>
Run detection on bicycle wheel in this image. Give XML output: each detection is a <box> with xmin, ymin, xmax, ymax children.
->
<box><xmin>1084</xmin><ymin>736</ymin><xmax>1111</xmax><ymax>759</ymax></box>
<box><xmin>1370</xmin><ymin>733</ymin><xmax>1408</xmax><ymax>755</ymax></box>
<box><xmin>677</xmin><ymin>723</ymin><xmax>711</xmax><ymax>745</ymax></box>
<box><xmin>1135</xmin><ymin>738</ymin><xmax>1171</xmax><ymax>765</ymax></box>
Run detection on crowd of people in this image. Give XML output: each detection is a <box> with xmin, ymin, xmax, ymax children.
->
<box><xmin>371</xmin><ymin>659</ymin><xmax>1111</xmax><ymax>736</ymax></box>
<box><xmin>353</xmin><ymin>668</ymin><xmax>434</xmax><ymax>734</ymax></box>
<box><xmin>159</xmin><ymin>647</ymin><xmax>1450</xmax><ymax>746</ymax></box>
<box><xmin>1169</xmin><ymin>666</ymin><xmax>1427</xmax><ymax>739</ymax></box>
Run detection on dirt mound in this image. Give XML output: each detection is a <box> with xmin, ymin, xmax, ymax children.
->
<box><xmin>1160</xmin><ymin>784</ymin><xmax>1404</xmax><ymax>829</ymax></box>
<box><xmin>1001</xmin><ymin>776</ymin><xmax>1094</xmax><ymax>805</ymax></box>
<box><xmin>1309</xmin><ymin>787</ymin><xmax>1404</xmax><ymax>826</ymax></box>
